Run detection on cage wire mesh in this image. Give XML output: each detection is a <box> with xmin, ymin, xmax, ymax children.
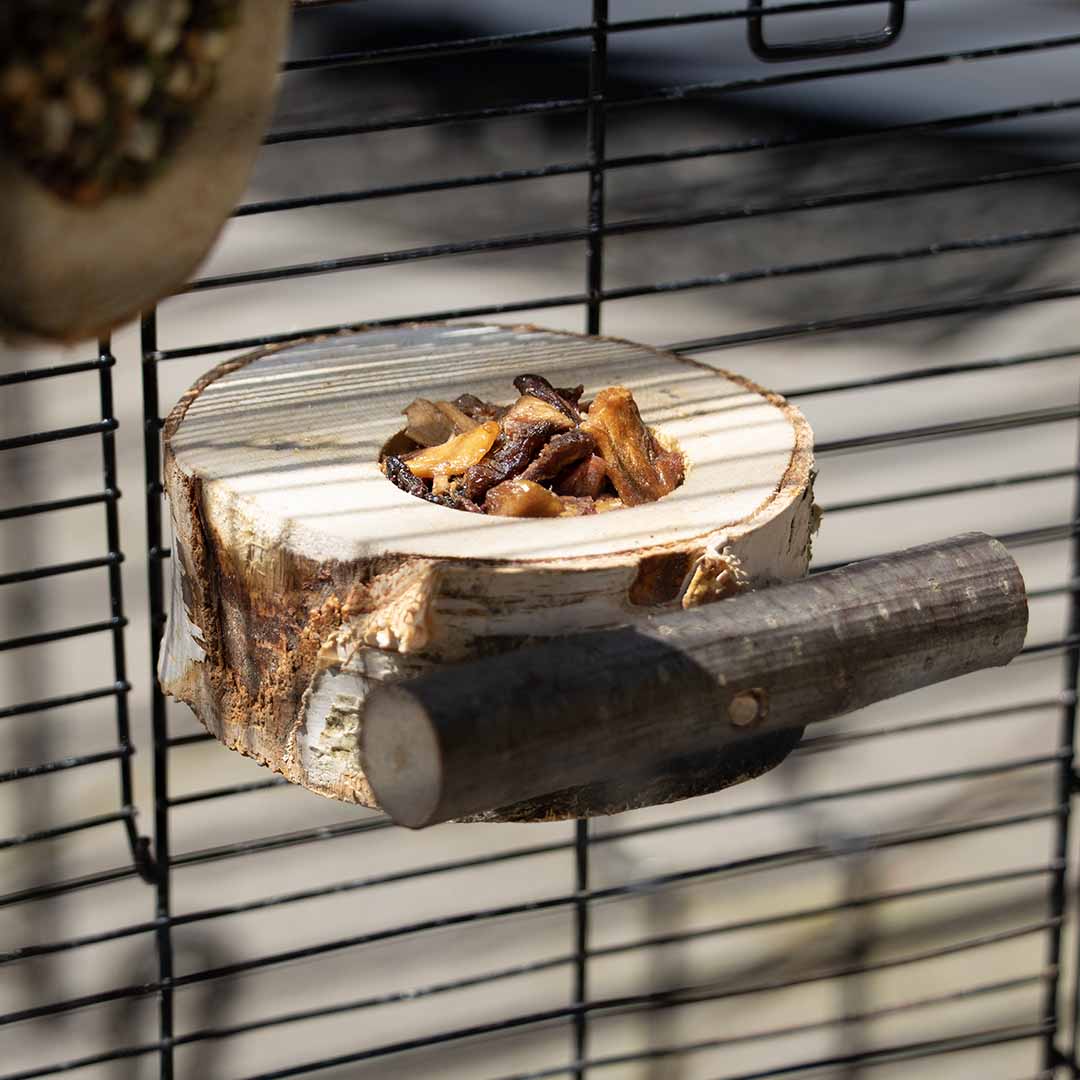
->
<box><xmin>3</xmin><ymin>0</ymin><xmax>1080</xmax><ymax>1077</ymax></box>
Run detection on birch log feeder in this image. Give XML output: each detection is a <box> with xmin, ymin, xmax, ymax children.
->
<box><xmin>159</xmin><ymin>322</ymin><xmax>817</xmax><ymax>820</ymax></box>
<box><xmin>0</xmin><ymin>0</ymin><xmax>290</xmax><ymax>342</ymax></box>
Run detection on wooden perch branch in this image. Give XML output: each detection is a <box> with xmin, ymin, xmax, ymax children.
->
<box><xmin>361</xmin><ymin>533</ymin><xmax>1028</xmax><ymax>828</ymax></box>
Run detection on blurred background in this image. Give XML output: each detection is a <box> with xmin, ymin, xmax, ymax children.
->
<box><xmin>3</xmin><ymin>1</ymin><xmax>1080</xmax><ymax>1077</ymax></box>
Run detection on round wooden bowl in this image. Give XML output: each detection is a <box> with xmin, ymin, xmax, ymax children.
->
<box><xmin>160</xmin><ymin>323</ymin><xmax>817</xmax><ymax>821</ymax></box>
<box><xmin>0</xmin><ymin>0</ymin><xmax>290</xmax><ymax>342</ymax></box>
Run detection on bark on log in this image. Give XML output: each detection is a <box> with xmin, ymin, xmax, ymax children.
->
<box><xmin>362</xmin><ymin>534</ymin><xmax>1028</xmax><ymax>827</ymax></box>
<box><xmin>0</xmin><ymin>0</ymin><xmax>290</xmax><ymax>342</ymax></box>
<box><xmin>159</xmin><ymin>322</ymin><xmax>816</xmax><ymax>820</ymax></box>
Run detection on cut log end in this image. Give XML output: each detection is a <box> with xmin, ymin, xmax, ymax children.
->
<box><xmin>159</xmin><ymin>322</ymin><xmax>816</xmax><ymax>821</ymax></box>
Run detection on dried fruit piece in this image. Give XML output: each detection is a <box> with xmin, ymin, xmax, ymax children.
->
<box><xmin>583</xmin><ymin>386</ymin><xmax>682</xmax><ymax>507</ymax></box>
<box><xmin>513</xmin><ymin>374</ymin><xmax>581</xmax><ymax>423</ymax></box>
<box><xmin>653</xmin><ymin>445</ymin><xmax>685</xmax><ymax>492</ymax></box>
<box><xmin>453</xmin><ymin>393</ymin><xmax>508</xmax><ymax>422</ymax></box>
<box><xmin>557</xmin><ymin>496</ymin><xmax>597</xmax><ymax>516</ymax></box>
<box><xmin>383</xmin><ymin>455</ymin><xmax>430</xmax><ymax>500</ymax></box>
<box><xmin>555</xmin><ymin>384</ymin><xmax>585</xmax><ymax>407</ymax></box>
<box><xmin>485</xmin><ymin>479</ymin><xmax>564</xmax><ymax>518</ymax></box>
<box><xmin>401</xmin><ymin>398</ymin><xmax>479</xmax><ymax>446</ymax></box>
<box><xmin>402</xmin><ymin>421</ymin><xmax>500</xmax><ymax>481</ymax></box>
<box><xmin>502</xmin><ymin>394</ymin><xmax>575</xmax><ymax>433</ymax></box>
<box><xmin>594</xmin><ymin>496</ymin><xmax>625</xmax><ymax>513</ymax></box>
<box><xmin>402</xmin><ymin>399</ymin><xmax>454</xmax><ymax>447</ymax></box>
<box><xmin>434</xmin><ymin>401</ymin><xmax>478</xmax><ymax>434</ymax></box>
<box><xmin>462</xmin><ymin>421</ymin><xmax>559</xmax><ymax>501</ymax></box>
<box><xmin>383</xmin><ymin>456</ymin><xmax>483</xmax><ymax>513</ymax></box>
<box><xmin>520</xmin><ymin>429</ymin><xmax>595</xmax><ymax>485</ymax></box>
<box><xmin>555</xmin><ymin>454</ymin><xmax>607</xmax><ymax>499</ymax></box>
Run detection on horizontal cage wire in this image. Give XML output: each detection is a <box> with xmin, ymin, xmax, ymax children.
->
<box><xmin>2</xmin><ymin>1</ymin><xmax>1080</xmax><ymax>1078</ymax></box>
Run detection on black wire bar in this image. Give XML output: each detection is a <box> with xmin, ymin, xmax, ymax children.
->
<box><xmin>810</xmin><ymin>518</ymin><xmax>1080</xmax><ymax>577</ymax></box>
<box><xmin>226</xmin><ymin>931</ymin><xmax>1060</xmax><ymax>1080</ymax></box>
<box><xmin>0</xmin><ymin>686</ymin><xmax>1058</xmax><ymax>902</ymax></box>
<box><xmin>667</xmin><ymin>282</ymin><xmax>1080</xmax><ymax>354</ymax></box>
<box><xmin>821</xmin><ymin>467</ymin><xmax>1079</xmax><ymax>516</ymax></box>
<box><xmin>493</xmin><ymin>972</ymin><xmax>1051</xmax><ymax>1080</ymax></box>
<box><xmin>153</xmin><ymin>277</ymin><xmax>1080</xmax><ymax>379</ymax></box>
<box><xmin>1040</xmin><ymin>406</ymin><xmax>1080</xmax><ymax>1070</ymax></box>
<box><xmin>0</xmin><ymin>914</ymin><xmax>1056</xmax><ymax>1080</ymax></box>
<box><xmin>183</xmin><ymin>191</ymin><xmax>1080</xmax><ymax>295</ymax></box>
<box><xmin>0</xmin><ymin>797</ymin><xmax>1062</xmax><ymax>1032</ymax></box>
<box><xmin>239</xmin><ymin>86</ymin><xmax>1080</xmax><ymax>218</ymax></box>
<box><xmin>0</xmin><ymin>748</ymin><xmax>131</xmax><ymax>784</ymax></box>
<box><xmin>140</xmin><ymin>312</ymin><xmax>175</xmax><ymax>1080</ymax></box>
<box><xmin>797</xmin><ymin>697</ymin><xmax>1065</xmax><ymax>755</ymax></box>
<box><xmin>0</xmin><ymin>683</ymin><xmax>130</xmax><ymax>722</ymax></box>
<box><xmin>0</xmin><ymin>859</ymin><xmax>1050</xmax><ymax>1032</ymax></box>
<box><xmin>0</xmin><ymin>490</ymin><xmax>117</xmax><ymax>522</ymax></box>
<box><xmin>0</xmin><ymin>354</ymin><xmax>111</xmax><ymax>387</ymax></box>
<box><xmin>0</xmin><ymin>553</ymin><xmax>122</xmax><ymax>588</ymax></box>
<box><xmin>783</xmin><ymin>343</ymin><xmax>1080</xmax><ymax>401</ymax></box>
<box><xmin>0</xmin><ymin>617</ymin><xmax>126</xmax><ymax>654</ymax></box>
<box><xmin>263</xmin><ymin>30</ymin><xmax>1080</xmax><ymax>146</ymax></box>
<box><xmin>0</xmin><ymin>420</ymin><xmax>117</xmax><ymax>454</ymax></box>
<box><xmin>0</xmin><ymin>866</ymin><xmax>140</xmax><ymax>912</ymax></box>
<box><xmin>816</xmin><ymin>403</ymin><xmax>1080</xmax><ymax>457</ymax></box>
<box><xmin>161</xmin><ymin>743</ymin><xmax>1061</xmax><ymax>870</ymax></box>
<box><xmin>0</xmin><ymin>809</ymin><xmax>135</xmax><ymax>852</ymax></box>
<box><xmin>165</xmin><ymin>777</ymin><xmax>291</xmax><ymax>807</ymax></box>
<box><xmin>280</xmin><ymin>1</ymin><xmax>932</xmax><ymax>76</ymax></box>
<box><xmin>0</xmin><ymin>340</ymin><xmax>148</xmax><ymax>893</ymax></box>
<box><xmin>164</xmin><ymin>731</ymin><xmax>214</xmax><ymax>747</ymax></box>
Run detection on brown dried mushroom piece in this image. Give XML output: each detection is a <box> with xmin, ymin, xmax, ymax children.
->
<box><xmin>582</xmin><ymin>386</ymin><xmax>685</xmax><ymax>507</ymax></box>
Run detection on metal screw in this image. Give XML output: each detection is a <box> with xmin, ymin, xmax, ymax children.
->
<box><xmin>728</xmin><ymin>688</ymin><xmax>769</xmax><ymax>728</ymax></box>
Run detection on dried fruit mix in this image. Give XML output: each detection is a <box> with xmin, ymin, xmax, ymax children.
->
<box><xmin>381</xmin><ymin>375</ymin><xmax>684</xmax><ymax>518</ymax></box>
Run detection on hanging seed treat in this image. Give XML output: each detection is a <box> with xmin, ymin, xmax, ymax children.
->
<box><xmin>0</xmin><ymin>0</ymin><xmax>288</xmax><ymax>342</ymax></box>
<box><xmin>0</xmin><ymin>0</ymin><xmax>239</xmax><ymax>204</ymax></box>
<box><xmin>381</xmin><ymin>374</ymin><xmax>686</xmax><ymax>517</ymax></box>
